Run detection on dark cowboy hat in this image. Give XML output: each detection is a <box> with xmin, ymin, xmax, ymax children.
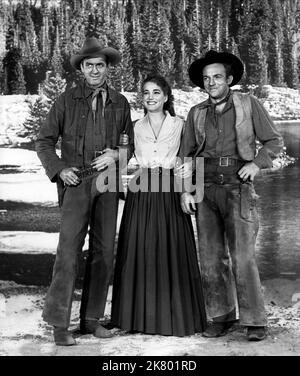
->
<box><xmin>70</xmin><ymin>37</ymin><xmax>121</xmax><ymax>70</ymax></box>
<box><xmin>188</xmin><ymin>50</ymin><xmax>244</xmax><ymax>88</ymax></box>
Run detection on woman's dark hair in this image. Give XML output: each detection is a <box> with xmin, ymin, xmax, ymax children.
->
<box><xmin>142</xmin><ymin>74</ymin><xmax>175</xmax><ymax>116</ymax></box>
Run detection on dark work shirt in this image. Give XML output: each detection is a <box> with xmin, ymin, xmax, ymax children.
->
<box><xmin>199</xmin><ymin>92</ymin><xmax>283</xmax><ymax>175</ymax></box>
<box><xmin>83</xmin><ymin>83</ymin><xmax>107</xmax><ymax>165</ymax></box>
<box><xmin>201</xmin><ymin>94</ymin><xmax>239</xmax><ymax>158</ymax></box>
<box><xmin>36</xmin><ymin>80</ymin><xmax>133</xmax><ymax>182</ymax></box>
<box><xmin>200</xmin><ymin>93</ymin><xmax>241</xmax><ymax>175</ymax></box>
<box><xmin>179</xmin><ymin>90</ymin><xmax>283</xmax><ymax>187</ymax></box>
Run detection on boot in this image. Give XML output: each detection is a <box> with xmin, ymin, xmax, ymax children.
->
<box><xmin>247</xmin><ymin>326</ymin><xmax>266</xmax><ymax>341</ymax></box>
<box><xmin>202</xmin><ymin>321</ymin><xmax>236</xmax><ymax>338</ymax></box>
<box><xmin>53</xmin><ymin>326</ymin><xmax>76</xmax><ymax>346</ymax></box>
<box><xmin>80</xmin><ymin>319</ymin><xmax>113</xmax><ymax>338</ymax></box>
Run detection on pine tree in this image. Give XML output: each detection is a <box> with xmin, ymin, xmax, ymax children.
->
<box><xmin>0</xmin><ymin>0</ymin><xmax>7</xmax><ymax>56</ymax></box>
<box><xmin>6</xmin><ymin>10</ymin><xmax>15</xmax><ymax>51</ymax></box>
<box><xmin>273</xmin><ymin>33</ymin><xmax>285</xmax><ymax>87</ymax></box>
<box><xmin>157</xmin><ymin>6</ymin><xmax>176</xmax><ymax>84</ymax></box>
<box><xmin>14</xmin><ymin>0</ymin><xmax>40</xmax><ymax>67</ymax></box>
<box><xmin>268</xmin><ymin>0</ymin><xmax>285</xmax><ymax>86</ymax></box>
<box><xmin>59</xmin><ymin>0</ymin><xmax>72</xmax><ymax>56</ymax></box>
<box><xmin>257</xmin><ymin>34</ymin><xmax>268</xmax><ymax>87</ymax></box>
<box><xmin>39</xmin><ymin>0</ymin><xmax>51</xmax><ymax>60</ymax></box>
<box><xmin>185</xmin><ymin>0</ymin><xmax>202</xmax><ymax>59</ymax></box>
<box><xmin>41</xmin><ymin>71</ymin><xmax>67</xmax><ymax>106</ymax></box>
<box><xmin>170</xmin><ymin>0</ymin><xmax>189</xmax><ymax>86</ymax></box>
<box><xmin>1</xmin><ymin>0</ymin><xmax>299</xmax><ymax>93</ymax></box>
<box><xmin>229</xmin><ymin>0</ymin><xmax>242</xmax><ymax>41</ymax></box>
<box><xmin>219</xmin><ymin>0</ymin><xmax>232</xmax><ymax>51</ymax></box>
<box><xmin>85</xmin><ymin>0</ymin><xmax>112</xmax><ymax>43</ymax></box>
<box><xmin>139</xmin><ymin>1</ymin><xmax>160</xmax><ymax>77</ymax></box>
<box><xmin>281</xmin><ymin>0</ymin><xmax>300</xmax><ymax>88</ymax></box>
<box><xmin>199</xmin><ymin>0</ymin><xmax>213</xmax><ymax>52</ymax></box>
<box><xmin>210</xmin><ymin>0</ymin><xmax>222</xmax><ymax>50</ymax></box>
<box><xmin>246</xmin><ymin>33</ymin><xmax>268</xmax><ymax>91</ymax></box>
<box><xmin>56</xmin><ymin>1</ymin><xmax>82</xmax><ymax>86</ymax></box>
<box><xmin>21</xmin><ymin>96</ymin><xmax>50</xmax><ymax>149</ymax></box>
<box><xmin>239</xmin><ymin>0</ymin><xmax>272</xmax><ymax>85</ymax></box>
<box><xmin>3</xmin><ymin>47</ymin><xmax>26</xmax><ymax>94</ymax></box>
<box><xmin>290</xmin><ymin>44</ymin><xmax>300</xmax><ymax>89</ymax></box>
<box><xmin>51</xmin><ymin>26</ymin><xmax>64</xmax><ymax>75</ymax></box>
<box><xmin>13</xmin><ymin>0</ymin><xmax>42</xmax><ymax>93</ymax></box>
<box><xmin>0</xmin><ymin>0</ymin><xmax>8</xmax><ymax>93</ymax></box>
<box><xmin>129</xmin><ymin>0</ymin><xmax>143</xmax><ymax>88</ymax></box>
<box><xmin>69</xmin><ymin>0</ymin><xmax>86</xmax><ymax>53</ymax></box>
<box><xmin>107</xmin><ymin>6</ymin><xmax>134</xmax><ymax>92</ymax></box>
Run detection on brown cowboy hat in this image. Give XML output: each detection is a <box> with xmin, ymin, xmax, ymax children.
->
<box><xmin>188</xmin><ymin>50</ymin><xmax>244</xmax><ymax>88</ymax></box>
<box><xmin>70</xmin><ymin>37</ymin><xmax>121</xmax><ymax>70</ymax></box>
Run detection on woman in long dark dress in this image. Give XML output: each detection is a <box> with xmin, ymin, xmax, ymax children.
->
<box><xmin>111</xmin><ymin>74</ymin><xmax>207</xmax><ymax>336</ymax></box>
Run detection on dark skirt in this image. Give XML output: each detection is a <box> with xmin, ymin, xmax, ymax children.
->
<box><xmin>111</xmin><ymin>171</ymin><xmax>207</xmax><ymax>336</ymax></box>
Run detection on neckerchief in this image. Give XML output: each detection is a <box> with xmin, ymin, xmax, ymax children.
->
<box><xmin>203</xmin><ymin>89</ymin><xmax>232</xmax><ymax>111</ymax></box>
<box><xmin>202</xmin><ymin>89</ymin><xmax>232</xmax><ymax>128</ymax></box>
<box><xmin>87</xmin><ymin>83</ymin><xmax>107</xmax><ymax>121</ymax></box>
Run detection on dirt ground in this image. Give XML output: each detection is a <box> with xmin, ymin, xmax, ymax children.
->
<box><xmin>0</xmin><ymin>278</ymin><xmax>299</xmax><ymax>357</ymax></box>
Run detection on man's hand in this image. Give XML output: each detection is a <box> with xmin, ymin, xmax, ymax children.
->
<box><xmin>238</xmin><ymin>162</ymin><xmax>260</xmax><ymax>182</ymax></box>
<box><xmin>180</xmin><ymin>192</ymin><xmax>196</xmax><ymax>215</ymax></box>
<box><xmin>59</xmin><ymin>167</ymin><xmax>80</xmax><ymax>186</ymax></box>
<box><xmin>91</xmin><ymin>148</ymin><xmax>118</xmax><ymax>171</ymax></box>
<box><xmin>175</xmin><ymin>160</ymin><xmax>193</xmax><ymax>178</ymax></box>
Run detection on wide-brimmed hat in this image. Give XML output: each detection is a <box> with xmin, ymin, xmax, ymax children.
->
<box><xmin>188</xmin><ymin>50</ymin><xmax>244</xmax><ymax>88</ymax></box>
<box><xmin>70</xmin><ymin>37</ymin><xmax>121</xmax><ymax>70</ymax></box>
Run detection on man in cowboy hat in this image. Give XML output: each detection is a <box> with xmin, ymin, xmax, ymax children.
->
<box><xmin>179</xmin><ymin>50</ymin><xmax>283</xmax><ymax>341</ymax></box>
<box><xmin>36</xmin><ymin>37</ymin><xmax>133</xmax><ymax>345</ymax></box>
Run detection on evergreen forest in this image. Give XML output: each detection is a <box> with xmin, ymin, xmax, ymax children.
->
<box><xmin>1</xmin><ymin>0</ymin><xmax>300</xmax><ymax>95</ymax></box>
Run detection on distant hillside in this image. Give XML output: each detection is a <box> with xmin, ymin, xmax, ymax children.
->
<box><xmin>259</xmin><ymin>85</ymin><xmax>300</xmax><ymax>120</ymax></box>
<box><xmin>0</xmin><ymin>85</ymin><xmax>300</xmax><ymax>147</ymax></box>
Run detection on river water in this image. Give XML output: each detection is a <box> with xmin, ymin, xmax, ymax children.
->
<box><xmin>255</xmin><ymin>121</ymin><xmax>300</xmax><ymax>280</ymax></box>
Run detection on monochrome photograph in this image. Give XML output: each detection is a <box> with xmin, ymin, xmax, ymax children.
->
<box><xmin>0</xmin><ymin>0</ymin><xmax>299</xmax><ymax>358</ymax></box>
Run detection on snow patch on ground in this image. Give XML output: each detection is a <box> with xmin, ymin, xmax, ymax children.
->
<box><xmin>0</xmin><ymin>280</ymin><xmax>299</xmax><ymax>356</ymax></box>
<box><xmin>0</xmin><ymin>172</ymin><xmax>58</xmax><ymax>205</ymax></box>
<box><xmin>0</xmin><ymin>232</ymin><xmax>59</xmax><ymax>254</ymax></box>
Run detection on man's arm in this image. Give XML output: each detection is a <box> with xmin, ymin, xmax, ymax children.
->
<box><xmin>178</xmin><ymin>107</ymin><xmax>200</xmax><ymax>214</ymax></box>
<box><xmin>35</xmin><ymin>94</ymin><xmax>69</xmax><ymax>182</ymax></box>
<box><xmin>237</xmin><ymin>96</ymin><xmax>284</xmax><ymax>182</ymax></box>
<box><xmin>178</xmin><ymin>107</ymin><xmax>199</xmax><ymax>161</ymax></box>
<box><xmin>251</xmin><ymin>96</ymin><xmax>284</xmax><ymax>169</ymax></box>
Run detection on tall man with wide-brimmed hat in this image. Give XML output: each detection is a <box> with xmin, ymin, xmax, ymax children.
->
<box><xmin>179</xmin><ymin>50</ymin><xmax>283</xmax><ymax>341</ymax></box>
<box><xmin>36</xmin><ymin>37</ymin><xmax>133</xmax><ymax>345</ymax></box>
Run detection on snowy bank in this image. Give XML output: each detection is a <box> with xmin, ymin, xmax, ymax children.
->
<box><xmin>1</xmin><ymin>86</ymin><xmax>300</xmax><ymax>147</ymax></box>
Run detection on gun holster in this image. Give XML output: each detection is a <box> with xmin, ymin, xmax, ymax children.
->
<box><xmin>56</xmin><ymin>178</ymin><xmax>67</xmax><ymax>208</ymax></box>
<box><xmin>240</xmin><ymin>183</ymin><xmax>259</xmax><ymax>221</ymax></box>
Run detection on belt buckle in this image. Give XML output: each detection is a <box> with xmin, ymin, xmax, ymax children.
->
<box><xmin>219</xmin><ymin>157</ymin><xmax>229</xmax><ymax>166</ymax></box>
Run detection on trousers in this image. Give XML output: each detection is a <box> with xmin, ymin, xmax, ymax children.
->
<box><xmin>42</xmin><ymin>178</ymin><xmax>119</xmax><ymax>328</ymax></box>
<box><xmin>196</xmin><ymin>182</ymin><xmax>267</xmax><ymax>326</ymax></box>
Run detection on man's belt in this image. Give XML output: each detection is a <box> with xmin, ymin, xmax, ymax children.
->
<box><xmin>141</xmin><ymin>167</ymin><xmax>174</xmax><ymax>176</ymax></box>
<box><xmin>204</xmin><ymin>157</ymin><xmax>243</xmax><ymax>167</ymax></box>
<box><xmin>204</xmin><ymin>173</ymin><xmax>241</xmax><ymax>185</ymax></box>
